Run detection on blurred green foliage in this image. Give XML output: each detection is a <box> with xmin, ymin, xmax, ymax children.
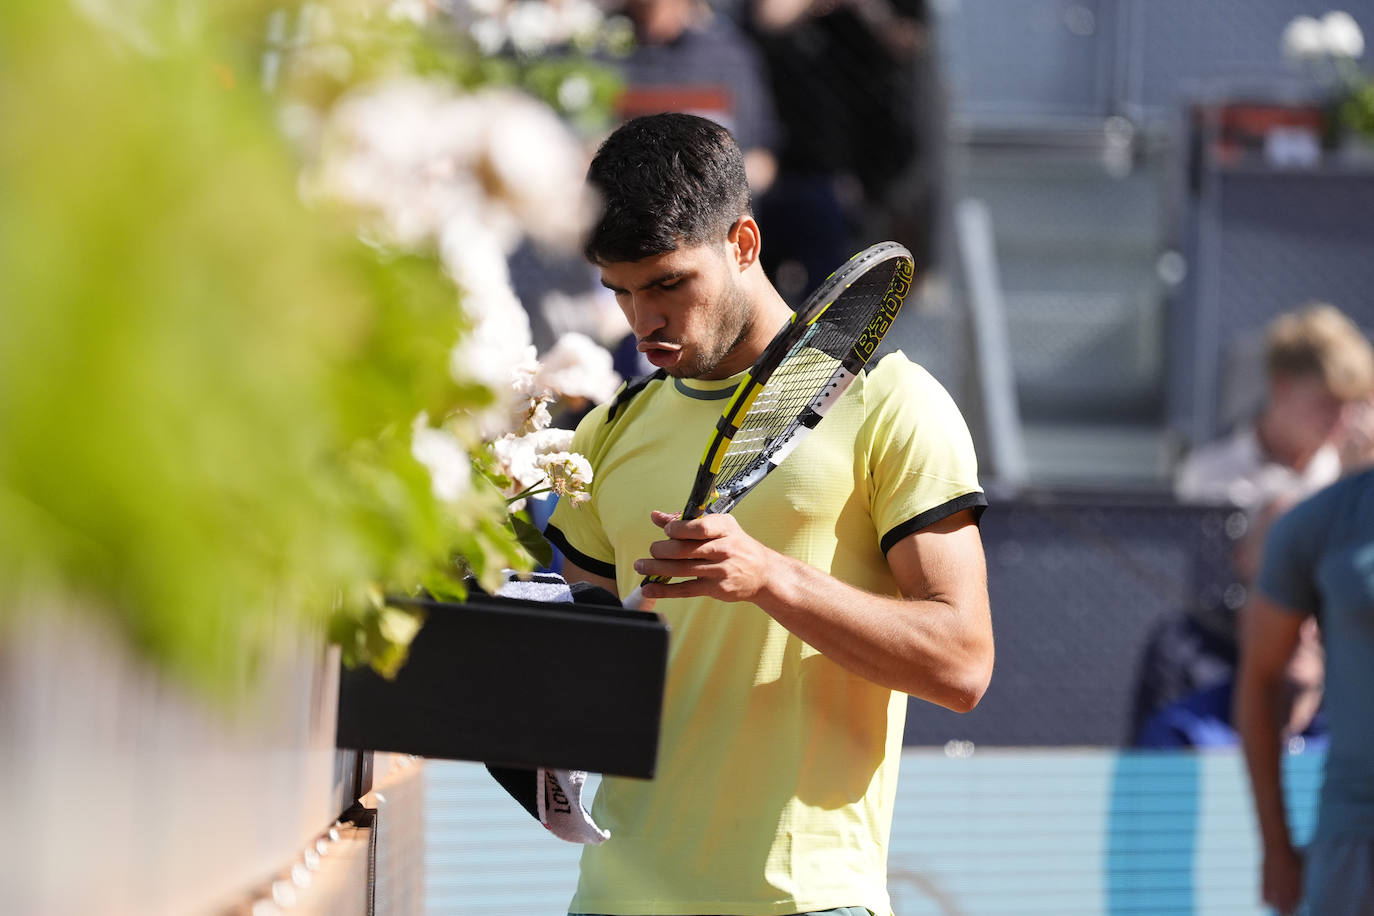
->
<box><xmin>0</xmin><ymin>0</ymin><xmax>537</xmax><ymax>693</ymax></box>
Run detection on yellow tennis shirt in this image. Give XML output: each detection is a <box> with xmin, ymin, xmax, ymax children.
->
<box><xmin>546</xmin><ymin>351</ymin><xmax>985</xmax><ymax>916</ymax></box>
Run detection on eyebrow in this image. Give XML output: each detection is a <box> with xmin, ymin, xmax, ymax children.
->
<box><xmin>601</xmin><ymin>269</ymin><xmax>690</xmax><ymax>294</ymax></box>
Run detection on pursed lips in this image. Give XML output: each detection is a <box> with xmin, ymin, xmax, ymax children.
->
<box><xmin>638</xmin><ymin>337</ymin><xmax>684</xmax><ymax>368</ymax></box>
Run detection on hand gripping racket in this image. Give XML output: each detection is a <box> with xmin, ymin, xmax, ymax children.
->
<box><xmin>623</xmin><ymin>241</ymin><xmax>915</xmax><ymax>608</ymax></box>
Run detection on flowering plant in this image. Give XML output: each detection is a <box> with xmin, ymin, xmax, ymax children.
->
<box><xmin>1282</xmin><ymin>10</ymin><xmax>1374</xmax><ymax>142</ymax></box>
<box><xmin>278</xmin><ymin>1</ymin><xmax>632</xmax><ymax>675</ymax></box>
<box><xmin>0</xmin><ymin>0</ymin><xmax>625</xmax><ymax>690</ymax></box>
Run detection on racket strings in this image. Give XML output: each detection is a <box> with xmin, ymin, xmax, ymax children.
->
<box><xmin>712</xmin><ymin>259</ymin><xmax>904</xmax><ymax>491</ymax></box>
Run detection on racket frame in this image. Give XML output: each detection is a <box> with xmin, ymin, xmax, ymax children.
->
<box><xmin>625</xmin><ymin>241</ymin><xmax>915</xmax><ymax>608</ymax></box>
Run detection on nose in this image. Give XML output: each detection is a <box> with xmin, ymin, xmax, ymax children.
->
<box><xmin>623</xmin><ymin>293</ymin><xmax>667</xmax><ymax>339</ymax></box>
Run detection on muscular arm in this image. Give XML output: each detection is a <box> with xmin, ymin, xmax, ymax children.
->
<box><xmin>560</xmin><ymin>557</ymin><xmax>619</xmax><ymax>596</ymax></box>
<box><xmin>636</xmin><ymin>508</ymin><xmax>993</xmax><ymax>711</ymax></box>
<box><xmin>1234</xmin><ymin>593</ymin><xmax>1307</xmax><ymax>915</ymax></box>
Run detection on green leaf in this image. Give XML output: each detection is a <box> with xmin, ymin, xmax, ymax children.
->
<box><xmin>510</xmin><ymin>513</ymin><xmax>554</xmax><ymax>569</ymax></box>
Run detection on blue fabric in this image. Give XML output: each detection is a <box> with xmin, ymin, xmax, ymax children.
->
<box><xmin>1302</xmin><ymin>834</ymin><xmax>1374</xmax><ymax>916</ymax></box>
<box><xmin>1134</xmin><ymin>679</ymin><xmax>1329</xmax><ymax>750</ymax></box>
<box><xmin>571</xmin><ymin>909</ymin><xmax>873</xmax><ymax>916</ymax></box>
<box><xmin>1258</xmin><ymin>468</ymin><xmax>1374</xmax><ymax>843</ymax></box>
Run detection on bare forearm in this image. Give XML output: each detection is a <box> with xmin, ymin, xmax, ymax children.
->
<box><xmin>1236</xmin><ymin>672</ymin><xmax>1294</xmax><ymax>851</ymax></box>
<box><xmin>756</xmin><ymin>551</ymin><xmax>993</xmax><ymax>710</ymax></box>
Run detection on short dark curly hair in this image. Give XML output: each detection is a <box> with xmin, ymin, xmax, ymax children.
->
<box><xmin>584</xmin><ymin>113</ymin><xmax>751</xmax><ymax>264</ymax></box>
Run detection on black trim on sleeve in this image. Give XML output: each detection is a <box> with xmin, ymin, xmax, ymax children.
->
<box><xmin>879</xmin><ymin>492</ymin><xmax>988</xmax><ymax>555</ymax></box>
<box><xmin>544</xmin><ymin>524</ymin><xmax>618</xmax><ymax>580</ymax></box>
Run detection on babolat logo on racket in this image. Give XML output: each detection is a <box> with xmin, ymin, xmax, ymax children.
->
<box><xmin>851</xmin><ymin>258</ymin><xmax>913</xmax><ymax>363</ymax></box>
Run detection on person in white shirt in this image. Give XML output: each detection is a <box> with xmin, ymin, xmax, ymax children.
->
<box><xmin>1175</xmin><ymin>302</ymin><xmax>1374</xmax><ymax>510</ymax></box>
<box><xmin>1131</xmin><ymin>303</ymin><xmax>1374</xmax><ymax>750</ymax></box>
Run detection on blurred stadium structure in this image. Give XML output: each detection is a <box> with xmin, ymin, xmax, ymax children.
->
<box><xmin>897</xmin><ymin>0</ymin><xmax>1374</xmax><ymax>489</ymax></box>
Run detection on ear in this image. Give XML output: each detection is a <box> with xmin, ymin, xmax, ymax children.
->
<box><xmin>728</xmin><ymin>216</ymin><xmax>761</xmax><ymax>272</ymax></box>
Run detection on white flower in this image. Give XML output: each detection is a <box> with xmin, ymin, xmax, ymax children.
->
<box><xmin>442</xmin><ymin>220</ymin><xmax>541</xmax><ymax>437</ymax></box>
<box><xmin>441</xmin><ymin>218</ymin><xmax>522</xmax><ymax>301</ymax></box>
<box><xmin>537</xmin><ymin>332</ymin><xmax>622</xmax><ymax>404</ymax></box>
<box><xmin>531</xmin><ymin>426</ymin><xmax>575</xmax><ymax>453</ymax></box>
<box><xmin>453</xmin><ymin>324</ymin><xmax>545</xmax><ymax>441</ymax></box>
<box><xmin>450</xmin><ymin>300</ymin><xmax>531</xmax><ymax>384</ymax></box>
<box><xmin>388</xmin><ymin>0</ymin><xmax>433</xmax><ymax>25</ymax></box>
<box><xmin>542</xmin><ymin>288</ymin><xmax>629</xmax><ymax>346</ymax></box>
<box><xmin>536</xmin><ymin>451</ymin><xmax>594</xmax><ymax>503</ymax></box>
<box><xmin>491</xmin><ymin>426</ymin><xmax>576</xmax><ymax>497</ymax></box>
<box><xmin>467</xmin><ymin>0</ymin><xmax>506</xmax><ymax>17</ymax></box>
<box><xmin>476</xmin><ymin>90</ymin><xmax>598</xmax><ymax>251</ymax></box>
<box><xmin>411</xmin><ymin>413</ymin><xmax>473</xmax><ymax>503</ymax></box>
<box><xmin>561</xmin><ymin>0</ymin><xmax>608</xmax><ymax>38</ymax></box>
<box><xmin>1283</xmin><ymin>15</ymin><xmax>1327</xmax><ymax>62</ymax></box>
<box><xmin>492</xmin><ymin>432</ymin><xmax>543</xmax><ymax>494</ymax></box>
<box><xmin>1322</xmin><ymin>10</ymin><xmax>1365</xmax><ymax>59</ymax></box>
<box><xmin>312</xmin><ymin>79</ymin><xmax>491</xmax><ymax>249</ymax></box>
<box><xmin>557</xmin><ymin>74</ymin><xmax>594</xmax><ymax>112</ymax></box>
<box><xmin>470</xmin><ymin>16</ymin><xmax>507</xmax><ymax>53</ymax></box>
<box><xmin>518</xmin><ymin>396</ymin><xmax>554</xmax><ymax>435</ymax></box>
<box><xmin>506</xmin><ymin>0</ymin><xmax>557</xmax><ymax>55</ymax></box>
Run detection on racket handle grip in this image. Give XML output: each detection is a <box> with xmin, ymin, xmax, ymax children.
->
<box><xmin>622</xmin><ymin>584</ymin><xmax>646</xmax><ymax>610</ymax></box>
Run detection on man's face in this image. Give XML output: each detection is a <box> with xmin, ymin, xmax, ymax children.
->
<box><xmin>598</xmin><ymin>237</ymin><xmax>754</xmax><ymax>380</ymax></box>
<box><xmin>1269</xmin><ymin>373</ymin><xmax>1345</xmax><ymax>455</ymax></box>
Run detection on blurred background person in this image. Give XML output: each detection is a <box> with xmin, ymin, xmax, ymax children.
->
<box><xmin>745</xmin><ymin>0</ymin><xmax>933</xmax><ymax>303</ymax></box>
<box><xmin>1175</xmin><ymin>301</ymin><xmax>1374</xmax><ymax>509</ymax></box>
<box><xmin>1235</xmin><ymin>465</ymin><xmax>1374</xmax><ymax>916</ymax></box>
<box><xmin>606</xmin><ymin>0</ymin><xmax>779</xmax><ymax>193</ymax></box>
<box><xmin>1133</xmin><ymin>303</ymin><xmax>1374</xmax><ymax>747</ymax></box>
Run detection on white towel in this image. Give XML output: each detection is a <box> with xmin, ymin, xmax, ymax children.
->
<box><xmin>497</xmin><ymin>570</ymin><xmax>610</xmax><ymax>845</ymax></box>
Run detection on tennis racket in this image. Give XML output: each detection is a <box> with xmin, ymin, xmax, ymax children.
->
<box><xmin>623</xmin><ymin>240</ymin><xmax>915</xmax><ymax>609</ymax></box>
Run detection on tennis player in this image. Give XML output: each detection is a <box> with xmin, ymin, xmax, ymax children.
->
<box><xmin>544</xmin><ymin>113</ymin><xmax>993</xmax><ymax>916</ymax></box>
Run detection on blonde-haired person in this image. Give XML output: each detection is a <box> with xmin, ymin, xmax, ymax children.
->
<box><xmin>1134</xmin><ymin>304</ymin><xmax>1372</xmax><ymax>747</ymax></box>
<box><xmin>1177</xmin><ymin>302</ymin><xmax>1374</xmax><ymax>508</ymax></box>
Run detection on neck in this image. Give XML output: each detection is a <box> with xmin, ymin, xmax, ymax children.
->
<box><xmin>708</xmin><ymin>282</ymin><xmax>794</xmax><ymax>379</ymax></box>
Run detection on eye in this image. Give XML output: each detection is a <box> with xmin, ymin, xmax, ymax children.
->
<box><xmin>658</xmin><ymin>278</ymin><xmax>683</xmax><ymax>291</ymax></box>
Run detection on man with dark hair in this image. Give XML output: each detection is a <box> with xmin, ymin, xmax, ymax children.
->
<box><xmin>584</xmin><ymin>115</ymin><xmax>752</xmax><ymax>261</ymax></box>
<box><xmin>546</xmin><ymin>113</ymin><xmax>993</xmax><ymax>916</ymax></box>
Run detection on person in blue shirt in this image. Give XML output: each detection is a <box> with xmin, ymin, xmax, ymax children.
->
<box><xmin>1235</xmin><ymin>468</ymin><xmax>1374</xmax><ymax>916</ymax></box>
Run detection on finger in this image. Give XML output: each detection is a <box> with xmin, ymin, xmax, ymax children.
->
<box><xmin>649</xmin><ymin>510</ymin><xmax>680</xmax><ymax>530</ymax></box>
<box><xmin>640</xmin><ymin>576</ymin><xmax>715</xmax><ymax>601</ymax></box>
<box><xmin>648</xmin><ymin>537</ymin><xmax>729</xmax><ymax>560</ymax></box>
<box><xmin>635</xmin><ymin>556</ymin><xmax>723</xmax><ymax>582</ymax></box>
<box><xmin>663</xmin><ymin>512</ymin><xmax>740</xmax><ymax>540</ymax></box>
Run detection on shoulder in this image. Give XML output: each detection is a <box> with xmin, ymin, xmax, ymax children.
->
<box><xmin>1255</xmin><ymin>472</ymin><xmax>1369</xmax><ymax>611</ymax></box>
<box><xmin>1275</xmin><ymin>468</ymin><xmax>1374</xmax><ymax>538</ymax></box>
<box><xmin>1261</xmin><ymin>471</ymin><xmax>1364</xmax><ymax>573</ymax></box>
<box><xmin>859</xmin><ymin>351</ymin><xmax>963</xmax><ymax>427</ymax></box>
<box><xmin>569</xmin><ymin>370</ymin><xmax>668</xmax><ymax>461</ymax></box>
<box><xmin>861</xmin><ymin>350</ymin><xmax>942</xmax><ymax>398</ymax></box>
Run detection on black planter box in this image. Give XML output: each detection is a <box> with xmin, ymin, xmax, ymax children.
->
<box><xmin>336</xmin><ymin>593</ymin><xmax>669</xmax><ymax>779</ymax></box>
